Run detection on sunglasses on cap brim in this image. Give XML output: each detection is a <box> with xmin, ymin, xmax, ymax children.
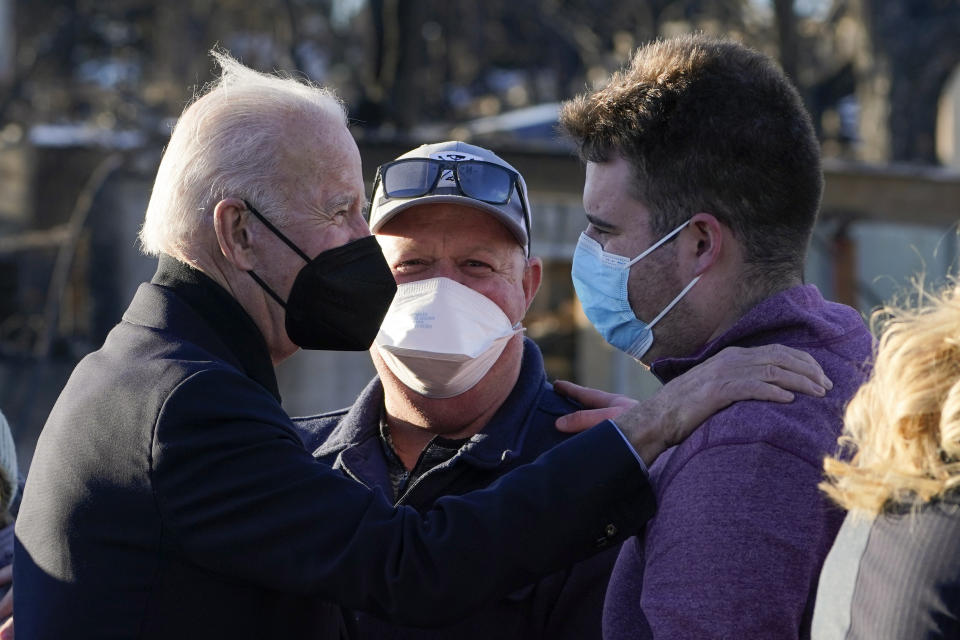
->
<box><xmin>371</xmin><ymin>158</ymin><xmax>531</xmax><ymax>249</ymax></box>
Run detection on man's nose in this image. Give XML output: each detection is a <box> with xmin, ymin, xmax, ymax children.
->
<box><xmin>347</xmin><ymin>211</ymin><xmax>372</xmax><ymax>241</ymax></box>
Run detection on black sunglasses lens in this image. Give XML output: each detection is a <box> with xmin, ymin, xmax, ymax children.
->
<box><xmin>382</xmin><ymin>160</ymin><xmax>440</xmax><ymax>198</ymax></box>
<box><xmin>457</xmin><ymin>162</ymin><xmax>514</xmax><ymax>204</ymax></box>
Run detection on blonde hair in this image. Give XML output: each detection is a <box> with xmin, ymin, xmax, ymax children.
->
<box><xmin>822</xmin><ymin>281</ymin><xmax>960</xmax><ymax>514</ymax></box>
<box><xmin>139</xmin><ymin>49</ymin><xmax>346</xmax><ymax>258</ymax></box>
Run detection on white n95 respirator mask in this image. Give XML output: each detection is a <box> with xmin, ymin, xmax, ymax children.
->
<box><xmin>374</xmin><ymin>277</ymin><xmax>523</xmax><ymax>398</ymax></box>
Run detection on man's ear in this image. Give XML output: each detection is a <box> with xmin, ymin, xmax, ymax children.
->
<box><xmin>686</xmin><ymin>212</ymin><xmax>725</xmax><ymax>276</ymax></box>
<box><xmin>213</xmin><ymin>198</ymin><xmax>257</xmax><ymax>271</ymax></box>
<box><xmin>522</xmin><ymin>256</ymin><xmax>543</xmax><ymax>312</ymax></box>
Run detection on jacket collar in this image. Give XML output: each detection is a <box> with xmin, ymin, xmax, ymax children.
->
<box><xmin>651</xmin><ymin>284</ymin><xmax>838</xmax><ymax>384</ymax></box>
<box><xmin>314</xmin><ymin>337</ymin><xmax>550</xmax><ymax>479</ymax></box>
<box><xmin>124</xmin><ymin>253</ymin><xmax>280</xmax><ymax>402</ymax></box>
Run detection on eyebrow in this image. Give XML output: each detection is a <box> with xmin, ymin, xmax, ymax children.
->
<box><xmin>585</xmin><ymin>213</ymin><xmax>619</xmax><ymax>231</ymax></box>
<box><xmin>325</xmin><ymin>194</ymin><xmax>355</xmax><ymax>211</ymax></box>
<box><xmin>315</xmin><ymin>193</ymin><xmax>361</xmax><ymax>219</ymax></box>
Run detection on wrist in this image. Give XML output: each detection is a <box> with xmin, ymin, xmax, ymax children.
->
<box><xmin>631</xmin><ymin>428</ymin><xmax>667</xmax><ymax>468</ymax></box>
<box><xmin>616</xmin><ymin>410</ymin><xmax>668</xmax><ymax>467</ymax></box>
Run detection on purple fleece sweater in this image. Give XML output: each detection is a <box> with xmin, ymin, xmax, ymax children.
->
<box><xmin>603</xmin><ymin>285</ymin><xmax>871</xmax><ymax>640</ymax></box>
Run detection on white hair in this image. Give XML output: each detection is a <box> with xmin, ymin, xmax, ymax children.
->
<box><xmin>139</xmin><ymin>49</ymin><xmax>348</xmax><ymax>257</ymax></box>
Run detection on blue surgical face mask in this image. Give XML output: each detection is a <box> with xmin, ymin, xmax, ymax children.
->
<box><xmin>572</xmin><ymin>220</ymin><xmax>701</xmax><ymax>361</ymax></box>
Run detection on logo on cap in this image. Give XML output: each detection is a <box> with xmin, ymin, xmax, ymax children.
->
<box><xmin>431</xmin><ymin>150</ymin><xmax>484</xmax><ymax>186</ymax></box>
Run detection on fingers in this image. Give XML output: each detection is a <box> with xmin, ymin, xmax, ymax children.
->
<box><xmin>553</xmin><ymin>380</ymin><xmax>629</xmax><ymax>409</ymax></box>
<box><xmin>764</xmin><ymin>344</ymin><xmax>832</xmax><ymax>391</ymax></box>
<box><xmin>553</xmin><ymin>380</ymin><xmax>638</xmax><ymax>432</ymax></box>
<box><xmin>704</xmin><ymin>345</ymin><xmax>832</xmax><ymax>398</ymax></box>
<box><xmin>648</xmin><ymin>346</ymin><xmax>824</xmax><ymax>451</ymax></box>
<box><xmin>556</xmin><ymin>406</ymin><xmax>629</xmax><ymax>433</ymax></box>
<box><xmin>716</xmin><ymin>378</ymin><xmax>795</xmax><ymax>405</ymax></box>
<box><xmin>754</xmin><ymin>364</ymin><xmax>824</xmax><ymax>399</ymax></box>
<box><xmin>731</xmin><ymin>345</ymin><xmax>832</xmax><ymax>391</ymax></box>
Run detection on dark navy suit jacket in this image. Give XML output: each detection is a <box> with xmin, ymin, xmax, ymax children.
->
<box><xmin>14</xmin><ymin>256</ymin><xmax>654</xmax><ymax>639</ymax></box>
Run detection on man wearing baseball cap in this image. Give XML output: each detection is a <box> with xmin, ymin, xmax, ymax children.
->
<box><xmin>295</xmin><ymin>141</ymin><xmax>829</xmax><ymax>638</ymax></box>
<box><xmin>295</xmin><ymin>140</ymin><xmax>612</xmax><ymax>638</ymax></box>
<box><xmin>14</xmin><ymin>52</ymin><xmax>834</xmax><ymax>640</ymax></box>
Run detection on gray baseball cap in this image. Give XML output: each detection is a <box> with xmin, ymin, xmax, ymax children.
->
<box><xmin>368</xmin><ymin>141</ymin><xmax>531</xmax><ymax>255</ymax></box>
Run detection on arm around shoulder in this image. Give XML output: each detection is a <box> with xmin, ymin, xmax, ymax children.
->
<box><xmin>153</xmin><ymin>370</ymin><xmax>656</xmax><ymax>625</ymax></box>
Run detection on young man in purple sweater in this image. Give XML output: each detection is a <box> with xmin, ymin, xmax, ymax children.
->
<box><xmin>558</xmin><ymin>35</ymin><xmax>872</xmax><ymax>639</ymax></box>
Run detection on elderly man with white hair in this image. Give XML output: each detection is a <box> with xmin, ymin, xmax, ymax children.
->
<box><xmin>14</xmin><ymin>52</ymin><xmax>829</xmax><ymax>640</ymax></box>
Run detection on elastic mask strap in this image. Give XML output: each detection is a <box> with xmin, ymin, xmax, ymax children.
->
<box><xmin>242</xmin><ymin>200</ymin><xmax>309</xmax><ymax>309</ymax></box>
<box><xmin>243</xmin><ymin>200</ymin><xmax>312</xmax><ymax>264</ymax></box>
<box><xmin>647</xmin><ymin>275</ymin><xmax>701</xmax><ymax>330</ymax></box>
<box><xmin>248</xmin><ymin>270</ymin><xmax>288</xmax><ymax>309</ymax></box>
<box><xmin>515</xmin><ymin>183</ymin><xmax>532</xmax><ymax>257</ymax></box>
<box><xmin>625</xmin><ymin>220</ymin><xmax>691</xmax><ymax>267</ymax></box>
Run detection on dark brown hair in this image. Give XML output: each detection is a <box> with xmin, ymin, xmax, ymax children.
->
<box><xmin>560</xmin><ymin>34</ymin><xmax>822</xmax><ymax>288</ymax></box>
